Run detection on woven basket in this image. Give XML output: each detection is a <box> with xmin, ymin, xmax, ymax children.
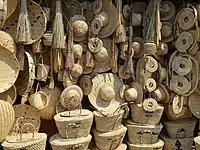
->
<box><xmin>130</xmin><ymin>103</ymin><xmax>164</xmax><ymax>125</ymax></box>
<box><xmin>163</xmin><ymin>118</ymin><xmax>196</xmax><ymax>139</ymax></box>
<box><xmin>194</xmin><ymin>136</ymin><xmax>200</xmax><ymax>150</ymax></box>
<box><xmin>0</xmin><ymin>100</ymin><xmax>15</xmax><ymax>142</ymax></box>
<box><xmin>0</xmin><ymin>85</ymin><xmax>17</xmax><ymax>105</ymax></box>
<box><xmin>93</xmin><ymin>109</ymin><xmax>124</xmax><ymax>132</ymax></box>
<box><xmin>93</xmin><ymin>125</ymin><xmax>127</xmax><ymax>150</ymax></box>
<box><xmin>94</xmin><ymin>143</ymin><xmax>127</xmax><ymax>150</ymax></box>
<box><xmin>50</xmin><ymin>134</ymin><xmax>92</xmax><ymax>150</ymax></box>
<box><xmin>2</xmin><ymin>123</ymin><xmax>47</xmax><ymax>150</ymax></box>
<box><xmin>127</xmin><ymin>139</ymin><xmax>164</xmax><ymax>150</ymax></box>
<box><xmin>54</xmin><ymin>109</ymin><xmax>93</xmax><ymax>138</ymax></box>
<box><xmin>125</xmin><ymin>120</ymin><xmax>163</xmax><ymax>144</ymax></box>
<box><xmin>160</xmin><ymin>134</ymin><xmax>193</xmax><ymax>150</ymax></box>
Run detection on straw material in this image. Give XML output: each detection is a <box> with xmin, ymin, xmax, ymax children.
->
<box><xmin>0</xmin><ymin>45</ymin><xmax>19</xmax><ymax>94</ymax></box>
<box><xmin>39</xmin><ymin>86</ymin><xmax>62</xmax><ymax>120</ymax></box>
<box><xmin>79</xmin><ymin>75</ymin><xmax>93</xmax><ymax>96</ymax></box>
<box><xmin>130</xmin><ymin>103</ymin><xmax>164</xmax><ymax>125</ymax></box>
<box><xmin>0</xmin><ymin>31</ymin><xmax>17</xmax><ymax>55</ymax></box>
<box><xmin>50</xmin><ymin>134</ymin><xmax>92</xmax><ymax>150</ymax></box>
<box><xmin>93</xmin><ymin>125</ymin><xmax>127</xmax><ymax>150</ymax></box>
<box><xmin>160</xmin><ymin>134</ymin><xmax>193</xmax><ymax>150</ymax></box>
<box><xmin>11</xmin><ymin>104</ymin><xmax>41</xmax><ymax>133</ymax></box>
<box><xmin>0</xmin><ymin>85</ymin><xmax>17</xmax><ymax>105</ymax></box>
<box><xmin>194</xmin><ymin>136</ymin><xmax>200</xmax><ymax>150</ymax></box>
<box><xmin>3</xmin><ymin>0</ymin><xmax>47</xmax><ymax>45</ymax></box>
<box><xmin>93</xmin><ymin>109</ymin><xmax>124</xmax><ymax>132</ymax></box>
<box><xmin>127</xmin><ymin>139</ymin><xmax>164</xmax><ymax>150</ymax></box>
<box><xmin>54</xmin><ymin>109</ymin><xmax>93</xmax><ymax>138</ymax></box>
<box><xmin>189</xmin><ymin>92</ymin><xmax>200</xmax><ymax>119</ymax></box>
<box><xmin>5</xmin><ymin>0</ymin><xmax>18</xmax><ymax>19</ymax></box>
<box><xmin>126</xmin><ymin>120</ymin><xmax>163</xmax><ymax>144</ymax></box>
<box><xmin>161</xmin><ymin>22</ymin><xmax>174</xmax><ymax>42</ymax></box>
<box><xmin>0</xmin><ymin>100</ymin><xmax>15</xmax><ymax>142</ymax></box>
<box><xmin>160</xmin><ymin>1</ymin><xmax>175</xmax><ymax>21</ymax></box>
<box><xmin>163</xmin><ymin>118</ymin><xmax>197</xmax><ymax>139</ymax></box>
<box><xmin>93</xmin><ymin>143</ymin><xmax>127</xmax><ymax>150</ymax></box>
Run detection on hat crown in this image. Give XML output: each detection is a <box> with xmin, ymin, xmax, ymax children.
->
<box><xmin>124</xmin><ymin>88</ymin><xmax>138</xmax><ymax>101</ymax></box>
<box><xmin>73</xmin><ymin>20</ymin><xmax>88</xmax><ymax>36</ymax></box>
<box><xmin>99</xmin><ymin>84</ymin><xmax>115</xmax><ymax>101</ymax></box>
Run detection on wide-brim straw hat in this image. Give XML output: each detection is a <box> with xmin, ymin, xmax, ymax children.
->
<box><xmin>0</xmin><ymin>85</ymin><xmax>17</xmax><ymax>105</ymax></box>
<box><xmin>161</xmin><ymin>22</ymin><xmax>174</xmax><ymax>43</ymax></box>
<box><xmin>152</xmin><ymin>83</ymin><xmax>169</xmax><ymax>103</ymax></box>
<box><xmin>160</xmin><ymin>1</ymin><xmax>176</xmax><ymax>21</ymax></box>
<box><xmin>11</xmin><ymin>104</ymin><xmax>41</xmax><ymax>133</ymax></box>
<box><xmin>60</xmin><ymin>85</ymin><xmax>83</xmax><ymax>109</ymax></box>
<box><xmin>0</xmin><ymin>45</ymin><xmax>19</xmax><ymax>93</ymax></box>
<box><xmin>88</xmin><ymin>73</ymin><xmax>125</xmax><ymax>114</ymax></box>
<box><xmin>3</xmin><ymin>0</ymin><xmax>47</xmax><ymax>45</ymax></box>
<box><xmin>93</xmin><ymin>38</ymin><xmax>118</xmax><ymax>73</ymax></box>
<box><xmin>91</xmin><ymin>0</ymin><xmax>118</xmax><ymax>38</ymax></box>
<box><xmin>0</xmin><ymin>31</ymin><xmax>17</xmax><ymax>55</ymax></box>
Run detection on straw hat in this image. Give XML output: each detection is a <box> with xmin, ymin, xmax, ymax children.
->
<box><xmin>11</xmin><ymin>104</ymin><xmax>41</xmax><ymax>133</ymax></box>
<box><xmin>0</xmin><ymin>85</ymin><xmax>17</xmax><ymax>105</ymax></box>
<box><xmin>93</xmin><ymin>38</ymin><xmax>117</xmax><ymax>73</ymax></box>
<box><xmin>118</xmin><ymin>65</ymin><xmax>132</xmax><ymax>80</ymax></box>
<box><xmin>0</xmin><ymin>45</ymin><xmax>19</xmax><ymax>93</ymax></box>
<box><xmin>72</xmin><ymin>15</ymin><xmax>88</xmax><ymax>42</ymax></box>
<box><xmin>0</xmin><ymin>31</ymin><xmax>17</xmax><ymax>55</ymax></box>
<box><xmin>161</xmin><ymin>22</ymin><xmax>174</xmax><ymax>43</ymax></box>
<box><xmin>133</xmin><ymin>37</ymin><xmax>144</xmax><ymax>58</ymax></box>
<box><xmin>90</xmin><ymin>0</ymin><xmax>118</xmax><ymax>38</ymax></box>
<box><xmin>79</xmin><ymin>75</ymin><xmax>93</xmax><ymax>95</ymax></box>
<box><xmin>3</xmin><ymin>0</ymin><xmax>47</xmax><ymax>45</ymax></box>
<box><xmin>63</xmin><ymin>70</ymin><xmax>78</xmax><ymax>88</ymax></box>
<box><xmin>145</xmin><ymin>55</ymin><xmax>158</xmax><ymax>73</ymax></box>
<box><xmin>152</xmin><ymin>84</ymin><xmax>169</xmax><ymax>103</ymax></box>
<box><xmin>122</xmin><ymin>5</ymin><xmax>131</xmax><ymax>20</ymax></box>
<box><xmin>70</xmin><ymin>63</ymin><xmax>83</xmax><ymax>78</ymax></box>
<box><xmin>143</xmin><ymin>98</ymin><xmax>158</xmax><ymax>112</ymax></box>
<box><xmin>88</xmin><ymin>37</ymin><xmax>103</xmax><ymax>53</ymax></box>
<box><xmin>60</xmin><ymin>85</ymin><xmax>83</xmax><ymax>109</ymax></box>
<box><xmin>73</xmin><ymin>44</ymin><xmax>83</xmax><ymax>59</ymax></box>
<box><xmin>88</xmin><ymin>73</ymin><xmax>125</xmax><ymax>114</ymax></box>
<box><xmin>188</xmin><ymin>92</ymin><xmax>200</xmax><ymax>119</ymax></box>
<box><xmin>160</xmin><ymin>1</ymin><xmax>176</xmax><ymax>21</ymax></box>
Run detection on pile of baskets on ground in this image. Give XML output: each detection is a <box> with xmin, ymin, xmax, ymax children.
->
<box><xmin>2</xmin><ymin>0</ymin><xmax>200</xmax><ymax>149</ymax></box>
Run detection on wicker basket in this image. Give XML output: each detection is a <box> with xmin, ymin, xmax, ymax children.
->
<box><xmin>2</xmin><ymin>123</ymin><xmax>47</xmax><ymax>150</ymax></box>
<box><xmin>130</xmin><ymin>103</ymin><xmax>164</xmax><ymax>125</ymax></box>
<box><xmin>54</xmin><ymin>109</ymin><xmax>93</xmax><ymax>138</ymax></box>
<box><xmin>127</xmin><ymin>139</ymin><xmax>164</xmax><ymax>150</ymax></box>
<box><xmin>0</xmin><ymin>100</ymin><xmax>15</xmax><ymax>142</ymax></box>
<box><xmin>93</xmin><ymin>109</ymin><xmax>124</xmax><ymax>132</ymax></box>
<box><xmin>49</xmin><ymin>133</ymin><xmax>92</xmax><ymax>150</ymax></box>
<box><xmin>163</xmin><ymin>118</ymin><xmax>197</xmax><ymax>139</ymax></box>
<box><xmin>160</xmin><ymin>134</ymin><xmax>193</xmax><ymax>150</ymax></box>
<box><xmin>94</xmin><ymin>143</ymin><xmax>127</xmax><ymax>150</ymax></box>
<box><xmin>125</xmin><ymin>120</ymin><xmax>163</xmax><ymax>144</ymax></box>
<box><xmin>194</xmin><ymin>136</ymin><xmax>200</xmax><ymax>150</ymax></box>
<box><xmin>93</xmin><ymin>125</ymin><xmax>127</xmax><ymax>150</ymax></box>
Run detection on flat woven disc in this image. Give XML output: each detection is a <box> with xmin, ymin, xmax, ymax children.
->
<box><xmin>172</xmin><ymin>56</ymin><xmax>192</xmax><ymax>76</ymax></box>
<box><xmin>177</xmin><ymin>8</ymin><xmax>196</xmax><ymax>30</ymax></box>
<box><xmin>175</xmin><ymin>32</ymin><xmax>193</xmax><ymax>52</ymax></box>
<box><xmin>170</xmin><ymin>75</ymin><xmax>191</xmax><ymax>95</ymax></box>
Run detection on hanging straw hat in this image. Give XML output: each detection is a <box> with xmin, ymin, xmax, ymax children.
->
<box><xmin>161</xmin><ymin>22</ymin><xmax>174</xmax><ymax>43</ymax></box>
<box><xmin>0</xmin><ymin>31</ymin><xmax>17</xmax><ymax>55</ymax></box>
<box><xmin>188</xmin><ymin>92</ymin><xmax>200</xmax><ymax>119</ymax></box>
<box><xmin>152</xmin><ymin>84</ymin><xmax>169</xmax><ymax>103</ymax></box>
<box><xmin>3</xmin><ymin>0</ymin><xmax>47</xmax><ymax>45</ymax></box>
<box><xmin>79</xmin><ymin>75</ymin><xmax>93</xmax><ymax>95</ymax></box>
<box><xmin>0</xmin><ymin>85</ymin><xmax>17</xmax><ymax>105</ymax></box>
<box><xmin>90</xmin><ymin>0</ymin><xmax>118</xmax><ymax>38</ymax></box>
<box><xmin>92</xmin><ymin>0</ymin><xmax>103</xmax><ymax>15</ymax></box>
<box><xmin>0</xmin><ymin>45</ymin><xmax>19</xmax><ymax>93</ymax></box>
<box><xmin>160</xmin><ymin>1</ymin><xmax>176</xmax><ymax>21</ymax></box>
<box><xmin>60</xmin><ymin>85</ymin><xmax>83</xmax><ymax>109</ymax></box>
<box><xmin>72</xmin><ymin>15</ymin><xmax>88</xmax><ymax>42</ymax></box>
<box><xmin>70</xmin><ymin>63</ymin><xmax>83</xmax><ymax>78</ymax></box>
<box><xmin>93</xmin><ymin>38</ymin><xmax>117</xmax><ymax>73</ymax></box>
<box><xmin>88</xmin><ymin>73</ymin><xmax>125</xmax><ymax>114</ymax></box>
<box><xmin>11</xmin><ymin>104</ymin><xmax>41</xmax><ymax>133</ymax></box>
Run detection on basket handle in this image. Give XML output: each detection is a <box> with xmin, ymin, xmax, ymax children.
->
<box><xmin>20</xmin><ymin>123</ymin><xmax>35</xmax><ymax>141</ymax></box>
<box><xmin>65</xmin><ymin>123</ymin><xmax>80</xmax><ymax>139</ymax></box>
<box><xmin>112</xmin><ymin>116</ymin><xmax>122</xmax><ymax>130</ymax></box>
<box><xmin>113</xmin><ymin>102</ymin><xmax>129</xmax><ymax>118</ymax></box>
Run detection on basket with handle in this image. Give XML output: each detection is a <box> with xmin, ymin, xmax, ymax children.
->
<box><xmin>2</xmin><ymin>122</ymin><xmax>47</xmax><ymax>150</ymax></box>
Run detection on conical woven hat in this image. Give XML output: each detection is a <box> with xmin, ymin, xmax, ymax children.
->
<box><xmin>3</xmin><ymin>0</ymin><xmax>47</xmax><ymax>45</ymax></box>
<box><xmin>0</xmin><ymin>45</ymin><xmax>19</xmax><ymax>93</ymax></box>
<box><xmin>160</xmin><ymin>1</ymin><xmax>176</xmax><ymax>21</ymax></box>
<box><xmin>0</xmin><ymin>85</ymin><xmax>17</xmax><ymax>105</ymax></box>
<box><xmin>88</xmin><ymin>73</ymin><xmax>125</xmax><ymax>114</ymax></box>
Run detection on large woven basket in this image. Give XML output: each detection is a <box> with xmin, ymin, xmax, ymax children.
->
<box><xmin>125</xmin><ymin>120</ymin><xmax>163</xmax><ymax>144</ymax></box>
<box><xmin>93</xmin><ymin>125</ymin><xmax>127</xmax><ymax>150</ymax></box>
<box><xmin>160</xmin><ymin>134</ymin><xmax>193</xmax><ymax>150</ymax></box>
<box><xmin>127</xmin><ymin>139</ymin><xmax>164</xmax><ymax>150</ymax></box>
<box><xmin>0</xmin><ymin>100</ymin><xmax>15</xmax><ymax>142</ymax></box>
<box><xmin>130</xmin><ymin>103</ymin><xmax>164</xmax><ymax>125</ymax></box>
<box><xmin>2</xmin><ymin>123</ymin><xmax>47</xmax><ymax>150</ymax></box>
<box><xmin>49</xmin><ymin>134</ymin><xmax>92</xmax><ymax>150</ymax></box>
<box><xmin>54</xmin><ymin>109</ymin><xmax>93</xmax><ymax>138</ymax></box>
<box><xmin>93</xmin><ymin>109</ymin><xmax>124</xmax><ymax>132</ymax></box>
<box><xmin>163</xmin><ymin>118</ymin><xmax>197</xmax><ymax>139</ymax></box>
<box><xmin>194</xmin><ymin>136</ymin><xmax>200</xmax><ymax>150</ymax></box>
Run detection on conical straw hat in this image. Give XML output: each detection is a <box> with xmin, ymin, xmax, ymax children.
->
<box><xmin>3</xmin><ymin>0</ymin><xmax>47</xmax><ymax>45</ymax></box>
